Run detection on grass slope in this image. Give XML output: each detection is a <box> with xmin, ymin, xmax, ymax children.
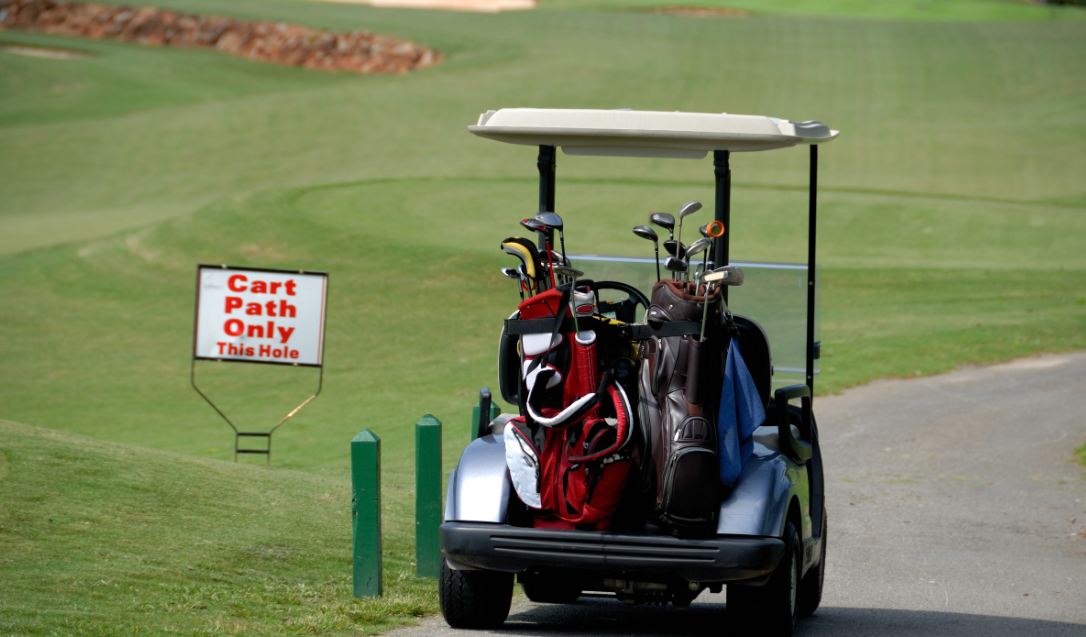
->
<box><xmin>0</xmin><ymin>419</ymin><xmax>435</xmax><ymax>636</ymax></box>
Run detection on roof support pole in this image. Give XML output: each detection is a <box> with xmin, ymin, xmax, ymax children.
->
<box><xmin>806</xmin><ymin>144</ymin><xmax>818</xmax><ymax>398</ymax></box>
<box><xmin>537</xmin><ymin>145</ymin><xmax>557</xmax><ymax>251</ymax></box>
<box><xmin>713</xmin><ymin>150</ymin><xmax>731</xmax><ymax>303</ymax></box>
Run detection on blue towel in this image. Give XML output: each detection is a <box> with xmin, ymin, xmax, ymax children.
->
<box><xmin>718</xmin><ymin>337</ymin><xmax>766</xmax><ymax>486</ymax></box>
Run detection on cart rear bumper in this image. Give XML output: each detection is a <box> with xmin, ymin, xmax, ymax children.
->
<box><xmin>440</xmin><ymin>522</ymin><xmax>783</xmax><ymax>583</ymax></box>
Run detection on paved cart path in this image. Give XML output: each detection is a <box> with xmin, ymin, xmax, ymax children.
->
<box><xmin>396</xmin><ymin>353</ymin><xmax>1086</xmax><ymax>636</ymax></box>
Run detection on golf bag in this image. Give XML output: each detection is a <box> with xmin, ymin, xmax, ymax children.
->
<box><xmin>503</xmin><ymin>283</ymin><xmax>636</xmax><ymax>530</ymax></box>
<box><xmin>637</xmin><ymin>279</ymin><xmax>726</xmax><ymax>531</ymax></box>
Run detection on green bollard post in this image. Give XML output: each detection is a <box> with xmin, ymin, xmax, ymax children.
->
<box><xmin>470</xmin><ymin>387</ymin><xmax>501</xmax><ymax>441</ymax></box>
<box><xmin>351</xmin><ymin>430</ymin><xmax>382</xmax><ymax>598</ymax></box>
<box><xmin>415</xmin><ymin>415</ymin><xmax>442</xmax><ymax>578</ymax></box>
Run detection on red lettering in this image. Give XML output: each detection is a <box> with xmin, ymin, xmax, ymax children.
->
<box><xmin>247</xmin><ymin>324</ymin><xmax>264</xmax><ymax>338</ymax></box>
<box><xmin>217</xmin><ymin>342</ymin><xmax>227</xmax><ymax>354</ymax></box>
<box><xmin>267</xmin><ymin>321</ymin><xmax>275</xmax><ymax>339</ymax></box>
<box><xmin>265</xmin><ymin>301</ymin><xmax>277</xmax><ymax>317</ymax></box>
<box><xmin>245</xmin><ymin>302</ymin><xmax>262</xmax><ymax>316</ymax></box>
<box><xmin>270</xmin><ymin>282</ymin><xmax>282</xmax><ymax>294</ymax></box>
<box><xmin>225</xmin><ymin>297</ymin><xmax>242</xmax><ymax>314</ymax></box>
<box><xmin>278</xmin><ymin>300</ymin><xmax>296</xmax><ymax>318</ymax></box>
<box><xmin>285</xmin><ymin>280</ymin><xmax>296</xmax><ymax>296</ymax></box>
<box><xmin>273</xmin><ymin>348</ymin><xmax>283</xmax><ymax>359</ymax></box>
<box><xmin>277</xmin><ymin>326</ymin><xmax>294</xmax><ymax>344</ymax></box>
<box><xmin>251</xmin><ymin>280</ymin><xmax>267</xmax><ymax>294</ymax></box>
<box><xmin>289</xmin><ymin>349</ymin><xmax>299</xmax><ymax>359</ymax></box>
<box><xmin>228</xmin><ymin>274</ymin><xmax>248</xmax><ymax>292</ymax></box>
<box><xmin>245</xmin><ymin>347</ymin><xmax>254</xmax><ymax>356</ymax></box>
<box><xmin>224</xmin><ymin>319</ymin><xmax>244</xmax><ymax>336</ymax></box>
<box><xmin>259</xmin><ymin>345</ymin><xmax>271</xmax><ymax>357</ymax></box>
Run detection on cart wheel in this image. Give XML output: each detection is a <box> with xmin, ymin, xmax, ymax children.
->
<box><xmin>521</xmin><ymin>572</ymin><xmax>582</xmax><ymax>604</ymax></box>
<box><xmin>439</xmin><ymin>558</ymin><xmax>513</xmax><ymax>629</ymax></box>
<box><xmin>727</xmin><ymin>521</ymin><xmax>800</xmax><ymax>636</ymax></box>
<box><xmin>797</xmin><ymin>510</ymin><xmax>826</xmax><ymax>617</ymax></box>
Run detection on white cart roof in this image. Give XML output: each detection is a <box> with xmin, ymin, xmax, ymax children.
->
<box><xmin>468</xmin><ymin>108</ymin><xmax>838</xmax><ymax>159</ymax></box>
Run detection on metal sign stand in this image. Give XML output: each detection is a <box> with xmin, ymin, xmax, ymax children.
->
<box><xmin>190</xmin><ymin>264</ymin><xmax>328</xmax><ymax>465</ymax></box>
<box><xmin>190</xmin><ymin>361</ymin><xmax>323</xmax><ymax>465</ymax></box>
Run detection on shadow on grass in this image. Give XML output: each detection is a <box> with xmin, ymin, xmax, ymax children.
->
<box><xmin>485</xmin><ymin>598</ymin><xmax>1084</xmax><ymax>636</ymax></box>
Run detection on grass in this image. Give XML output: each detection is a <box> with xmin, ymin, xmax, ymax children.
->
<box><xmin>0</xmin><ymin>419</ymin><xmax>436</xmax><ymax>636</ymax></box>
<box><xmin>542</xmin><ymin>0</ymin><xmax>1086</xmax><ymax>22</ymax></box>
<box><xmin>1</xmin><ymin>0</ymin><xmax>1085</xmax><ymax>633</ymax></box>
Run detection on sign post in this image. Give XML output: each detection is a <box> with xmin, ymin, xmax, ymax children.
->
<box><xmin>191</xmin><ymin>265</ymin><xmax>328</xmax><ymax>464</ymax></box>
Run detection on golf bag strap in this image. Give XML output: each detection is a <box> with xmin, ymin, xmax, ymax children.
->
<box><xmin>506</xmin><ymin>317</ymin><xmax>703</xmax><ymax>341</ymax></box>
<box><xmin>626</xmin><ymin>321</ymin><xmax>703</xmax><ymax>340</ymax></box>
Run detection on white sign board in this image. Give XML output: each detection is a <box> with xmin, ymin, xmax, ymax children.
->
<box><xmin>193</xmin><ymin>266</ymin><xmax>327</xmax><ymax>367</ymax></box>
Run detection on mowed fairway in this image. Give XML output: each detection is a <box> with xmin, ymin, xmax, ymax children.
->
<box><xmin>1</xmin><ymin>1</ymin><xmax>1085</xmax><ymax>634</ymax></box>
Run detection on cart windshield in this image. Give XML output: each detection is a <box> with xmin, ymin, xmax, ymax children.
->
<box><xmin>570</xmin><ymin>254</ymin><xmax>820</xmax><ymax>386</ymax></box>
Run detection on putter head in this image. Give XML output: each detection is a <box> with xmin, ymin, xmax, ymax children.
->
<box><xmin>649</xmin><ymin>212</ymin><xmax>675</xmax><ymax>237</ymax></box>
<box><xmin>686</xmin><ymin>238</ymin><xmax>710</xmax><ymax>259</ymax></box>
<box><xmin>664</xmin><ymin>256</ymin><xmax>688</xmax><ymax>274</ymax></box>
<box><xmin>677</xmin><ymin>200</ymin><xmax>702</xmax><ymax>221</ymax></box>
<box><xmin>632</xmin><ymin>225</ymin><xmax>658</xmax><ymax>243</ymax></box>
<box><xmin>703</xmin><ymin>265</ymin><xmax>744</xmax><ymax>286</ymax></box>
<box><xmin>663</xmin><ymin>239</ymin><xmax>686</xmax><ymax>260</ymax></box>
<box><xmin>536</xmin><ymin>211</ymin><xmax>563</xmax><ymax>231</ymax></box>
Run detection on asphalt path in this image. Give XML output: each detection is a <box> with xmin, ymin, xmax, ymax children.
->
<box><xmin>396</xmin><ymin>353</ymin><xmax>1086</xmax><ymax>636</ymax></box>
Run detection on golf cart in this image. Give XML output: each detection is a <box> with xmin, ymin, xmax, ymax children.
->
<box><xmin>440</xmin><ymin>109</ymin><xmax>836</xmax><ymax>635</ymax></box>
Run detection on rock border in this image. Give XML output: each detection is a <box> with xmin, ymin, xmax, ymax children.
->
<box><xmin>0</xmin><ymin>0</ymin><xmax>442</xmax><ymax>74</ymax></box>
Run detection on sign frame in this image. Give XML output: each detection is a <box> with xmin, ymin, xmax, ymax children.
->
<box><xmin>190</xmin><ymin>264</ymin><xmax>329</xmax><ymax>464</ymax></box>
<box><xmin>192</xmin><ymin>264</ymin><xmax>328</xmax><ymax>368</ymax></box>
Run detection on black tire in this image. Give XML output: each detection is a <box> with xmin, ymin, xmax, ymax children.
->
<box><xmin>521</xmin><ymin>572</ymin><xmax>582</xmax><ymax>604</ymax></box>
<box><xmin>438</xmin><ymin>558</ymin><xmax>513</xmax><ymax>629</ymax></box>
<box><xmin>727</xmin><ymin>521</ymin><xmax>801</xmax><ymax>637</ymax></box>
<box><xmin>797</xmin><ymin>509</ymin><xmax>826</xmax><ymax>618</ymax></box>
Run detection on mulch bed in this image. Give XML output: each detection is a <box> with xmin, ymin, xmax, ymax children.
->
<box><xmin>0</xmin><ymin>0</ymin><xmax>442</xmax><ymax>74</ymax></box>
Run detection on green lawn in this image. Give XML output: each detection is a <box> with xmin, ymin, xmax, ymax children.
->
<box><xmin>0</xmin><ymin>419</ymin><xmax>436</xmax><ymax>636</ymax></box>
<box><xmin>1</xmin><ymin>0</ymin><xmax>1085</xmax><ymax>634</ymax></box>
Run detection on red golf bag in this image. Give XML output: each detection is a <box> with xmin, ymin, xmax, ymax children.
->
<box><xmin>503</xmin><ymin>283</ymin><xmax>636</xmax><ymax>530</ymax></box>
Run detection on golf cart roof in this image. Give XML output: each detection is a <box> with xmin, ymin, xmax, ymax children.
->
<box><xmin>468</xmin><ymin>108</ymin><xmax>838</xmax><ymax>159</ymax></box>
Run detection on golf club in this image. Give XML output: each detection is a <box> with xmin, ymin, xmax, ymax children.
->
<box><xmin>674</xmin><ymin>200</ymin><xmax>702</xmax><ymax>258</ymax></box>
<box><xmin>649</xmin><ymin>212</ymin><xmax>675</xmax><ymax>241</ymax></box>
<box><xmin>664</xmin><ymin>256</ymin><xmax>687</xmax><ymax>281</ymax></box>
<box><xmin>521</xmin><ymin>219</ymin><xmax>557</xmax><ymax>289</ymax></box>
<box><xmin>685</xmin><ymin>238</ymin><xmax>711</xmax><ymax>283</ymax></box>
<box><xmin>536</xmin><ymin>212</ymin><xmax>566</xmax><ymax>265</ymax></box>
<box><xmin>632</xmin><ymin>225</ymin><xmax>661</xmax><ymax>281</ymax></box>
<box><xmin>663</xmin><ymin>239</ymin><xmax>686</xmax><ymax>260</ymax></box>
<box><xmin>501</xmin><ymin>266</ymin><xmax>526</xmax><ymax>302</ymax></box>
<box><xmin>501</xmin><ymin>236</ymin><xmax>546</xmax><ymax>292</ymax></box>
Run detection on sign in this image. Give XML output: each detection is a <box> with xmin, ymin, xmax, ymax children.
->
<box><xmin>193</xmin><ymin>265</ymin><xmax>328</xmax><ymax>367</ymax></box>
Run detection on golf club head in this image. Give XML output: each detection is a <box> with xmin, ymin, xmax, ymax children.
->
<box><xmin>551</xmin><ymin>266</ymin><xmax>584</xmax><ymax>280</ymax></box>
<box><xmin>686</xmin><ymin>238</ymin><xmax>710</xmax><ymax>259</ymax></box>
<box><xmin>632</xmin><ymin>225</ymin><xmax>658</xmax><ymax>243</ymax></box>
<box><xmin>500</xmin><ymin>267</ymin><xmax>520</xmax><ymax>281</ymax></box>
<box><xmin>703</xmin><ymin>265</ymin><xmax>744</xmax><ymax>286</ymax></box>
<box><xmin>664</xmin><ymin>256</ymin><xmax>688</xmax><ymax>274</ymax></box>
<box><xmin>649</xmin><ymin>212</ymin><xmax>675</xmax><ymax>239</ymax></box>
<box><xmin>677</xmin><ymin>200</ymin><xmax>702</xmax><ymax>221</ymax></box>
<box><xmin>663</xmin><ymin>239</ymin><xmax>686</xmax><ymax>260</ymax></box>
<box><xmin>535</xmin><ymin>211</ymin><xmax>563</xmax><ymax>231</ymax></box>
<box><xmin>699</xmin><ymin>223</ymin><xmax>710</xmax><ymax>239</ymax></box>
<box><xmin>520</xmin><ymin>218</ymin><xmax>546</xmax><ymax>234</ymax></box>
